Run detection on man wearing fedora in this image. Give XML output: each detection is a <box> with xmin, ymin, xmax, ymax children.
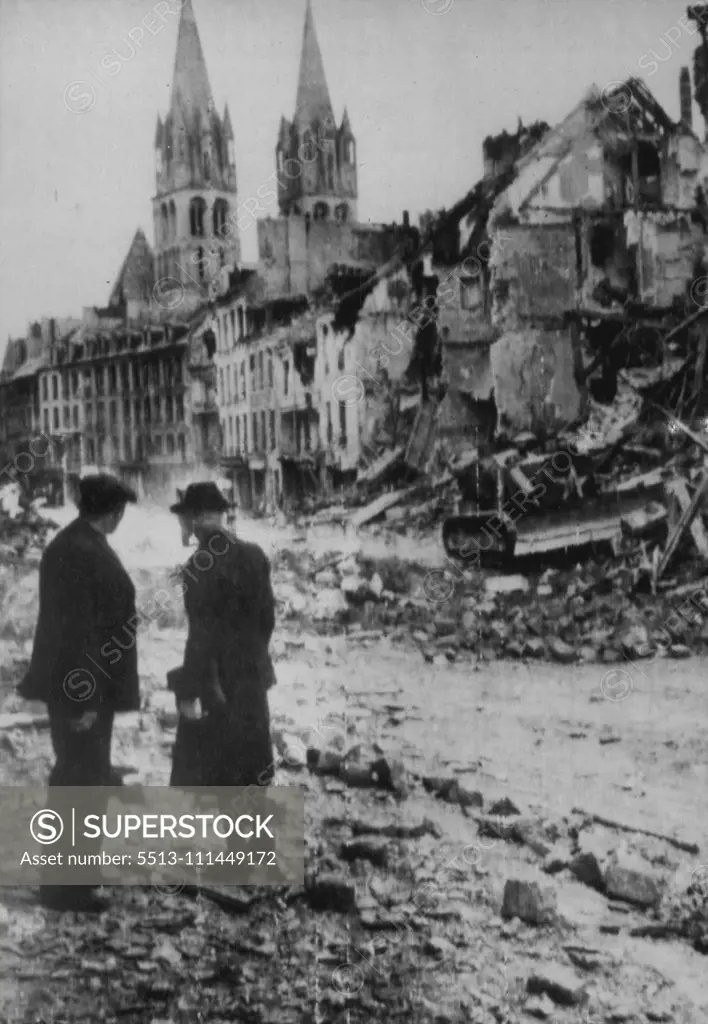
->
<box><xmin>19</xmin><ymin>473</ymin><xmax>140</xmax><ymax>913</ymax></box>
<box><xmin>168</xmin><ymin>482</ymin><xmax>276</xmax><ymax>791</ymax></box>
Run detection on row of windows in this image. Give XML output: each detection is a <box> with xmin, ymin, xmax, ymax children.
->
<box><xmin>222</xmin><ymin>410</ymin><xmax>277</xmax><ymax>455</ymax></box>
<box><xmin>40</xmin><ymin>395</ymin><xmax>185</xmax><ymax>435</ymax></box>
<box><xmin>218</xmin><ymin>352</ymin><xmax>278</xmax><ymax>404</ymax></box>
<box><xmin>215</xmin><ymin>307</ymin><xmax>246</xmax><ymax>351</ymax></box>
<box><xmin>40</xmin><ymin>360</ymin><xmax>183</xmax><ymax>402</ymax></box>
<box><xmin>84</xmin><ymin>433</ymin><xmax>187</xmax><ymax>465</ymax></box>
<box><xmin>219</xmin><ymin>403</ymin><xmax>349</xmax><ymax>457</ymax></box>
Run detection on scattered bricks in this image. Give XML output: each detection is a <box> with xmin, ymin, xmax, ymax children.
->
<box><xmin>488</xmin><ymin>797</ymin><xmax>520</xmax><ymax>817</ymax></box>
<box><xmin>505</xmin><ymin>641</ymin><xmax>524</xmax><ymax>658</ymax></box>
<box><xmin>434</xmin><ymin>615</ymin><xmax>458</xmax><ymax>637</ymax></box>
<box><xmin>369</xmin><ymin>757</ymin><xmax>406</xmax><ymax>794</ymax></box>
<box><xmin>620</xmin><ymin>504</ymin><xmax>668</xmax><ymax>540</ymax></box>
<box><xmin>542</xmin><ymin>844</ymin><xmax>573</xmax><ymax>874</ymax></box>
<box><xmin>314</xmin><ymin>751</ymin><xmax>344</xmax><ymax>777</ymax></box>
<box><xmin>515</xmin><ymin>822</ymin><xmax>553</xmax><ymax>857</ymax></box>
<box><xmin>602</xmin><ymin>648</ymin><xmax>621</xmax><ymax>663</ymax></box>
<box><xmin>620</xmin><ymin>624</ymin><xmax>652</xmax><ymax>660</ymax></box>
<box><xmin>526</xmin><ymin>964</ymin><xmax>587</xmax><ymax>1006</ymax></box>
<box><xmin>340</xmin><ymin>576</ymin><xmax>372</xmax><ymax>605</ymax></box>
<box><xmin>536</xmin><ymin>583</ymin><xmax>553</xmax><ymax>597</ymax></box>
<box><xmin>523</xmin><ymin>993</ymin><xmax>556</xmax><ymax>1019</ymax></box>
<box><xmin>501</xmin><ymin>878</ymin><xmax>557</xmax><ymax>926</ymax></box>
<box><xmin>549</xmin><ymin>639</ymin><xmax>577</xmax><ymax>664</ymax></box>
<box><xmin>489</xmin><ymin>620</ymin><xmax>510</xmax><ymax>643</ymax></box>
<box><xmin>339</xmin><ymin>763</ymin><xmax>375</xmax><ymax>788</ymax></box>
<box><xmin>314</xmin><ymin>568</ymin><xmax>339</xmax><ymax>587</ymax></box>
<box><xmin>578</xmin><ymin>646</ymin><xmax>598</xmax><ymax>662</ymax></box>
<box><xmin>569</xmin><ymin>852</ymin><xmax>605</xmax><ymax>891</ymax></box>
<box><xmin>306</xmin><ymin>875</ymin><xmax>357</xmax><ymax>913</ymax></box>
<box><xmin>461</xmin><ymin>610</ymin><xmax>478</xmax><ymax>632</ymax></box>
<box><xmin>312</xmin><ymin>589</ymin><xmax>349</xmax><ymax>621</ymax></box>
<box><xmin>524</xmin><ymin>637</ymin><xmax>546</xmax><ymax>658</ymax></box>
<box><xmin>338</xmin><ymin>555</ymin><xmax>360</xmax><ymax>577</ymax></box>
<box><xmin>369</xmin><ymin>573</ymin><xmax>384</xmax><ymax>599</ymax></box>
<box><xmin>425</xmin><ymin>936</ymin><xmax>456</xmax><ymax>959</ymax></box>
<box><xmin>448</xmin><ymin>782</ymin><xmax>484</xmax><ymax>810</ymax></box>
<box><xmin>603</xmin><ymin>852</ymin><xmax>664</xmax><ymax>907</ymax></box>
<box><xmin>669</xmin><ymin>644</ymin><xmax>691</xmax><ymax>658</ymax></box>
<box><xmin>485</xmin><ymin>574</ymin><xmax>530</xmax><ymax>596</ymax></box>
<box><xmin>339</xmin><ymin>839</ymin><xmax>389</xmax><ymax>868</ymax></box>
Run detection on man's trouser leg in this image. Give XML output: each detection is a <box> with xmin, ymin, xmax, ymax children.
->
<box><xmin>40</xmin><ymin>708</ymin><xmax>113</xmax><ymax>905</ymax></box>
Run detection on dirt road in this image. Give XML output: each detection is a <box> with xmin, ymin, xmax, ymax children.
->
<box><xmin>0</xmin><ymin>507</ymin><xmax>706</xmax><ymax>1021</ymax></box>
<box><xmin>0</xmin><ymin>622</ymin><xmax>706</xmax><ymax>1022</ymax></box>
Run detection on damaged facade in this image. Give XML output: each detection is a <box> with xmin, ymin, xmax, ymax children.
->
<box><xmin>431</xmin><ymin>70</ymin><xmax>708</xmax><ymax>453</ymax></box>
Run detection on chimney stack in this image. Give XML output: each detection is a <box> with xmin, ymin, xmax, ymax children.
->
<box><xmin>680</xmin><ymin>66</ymin><xmax>693</xmax><ymax>128</ymax></box>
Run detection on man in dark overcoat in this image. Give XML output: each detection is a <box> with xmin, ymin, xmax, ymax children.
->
<box><xmin>168</xmin><ymin>482</ymin><xmax>276</xmax><ymax>790</ymax></box>
<box><xmin>18</xmin><ymin>474</ymin><xmax>140</xmax><ymax>912</ymax></box>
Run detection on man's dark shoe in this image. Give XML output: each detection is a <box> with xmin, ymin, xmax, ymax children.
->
<box><xmin>39</xmin><ymin>886</ymin><xmax>109</xmax><ymax>914</ymax></box>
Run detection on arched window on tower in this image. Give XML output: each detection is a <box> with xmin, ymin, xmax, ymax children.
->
<box><xmin>203</xmin><ymin>150</ymin><xmax>211</xmax><ymax>181</ymax></box>
<box><xmin>335</xmin><ymin>203</ymin><xmax>349</xmax><ymax>224</ymax></box>
<box><xmin>347</xmin><ymin>140</ymin><xmax>355</xmax><ymax>164</ymax></box>
<box><xmin>327</xmin><ymin>154</ymin><xmax>335</xmax><ymax>191</ymax></box>
<box><xmin>190</xmin><ymin>197</ymin><xmax>206</xmax><ymax>237</ymax></box>
<box><xmin>169</xmin><ymin>200</ymin><xmax>176</xmax><ymax>242</ymax></box>
<box><xmin>227</xmin><ymin>140</ymin><xmax>235</xmax><ymax>166</ymax></box>
<box><xmin>160</xmin><ymin>204</ymin><xmax>168</xmax><ymax>244</ymax></box>
<box><xmin>313</xmin><ymin>202</ymin><xmax>329</xmax><ymax>222</ymax></box>
<box><xmin>196</xmin><ymin>246</ymin><xmax>205</xmax><ymax>282</ymax></box>
<box><xmin>277</xmin><ymin>150</ymin><xmax>284</xmax><ymax>174</ymax></box>
<box><xmin>213</xmin><ymin>199</ymin><xmax>229</xmax><ymax>237</ymax></box>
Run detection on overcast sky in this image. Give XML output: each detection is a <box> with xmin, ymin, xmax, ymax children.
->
<box><xmin>0</xmin><ymin>0</ymin><xmax>704</xmax><ymax>353</ymax></box>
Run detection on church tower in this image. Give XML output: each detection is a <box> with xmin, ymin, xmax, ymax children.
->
<box><xmin>153</xmin><ymin>0</ymin><xmax>239</xmax><ymax>305</ymax></box>
<box><xmin>276</xmin><ymin>0</ymin><xmax>358</xmax><ymax>222</ymax></box>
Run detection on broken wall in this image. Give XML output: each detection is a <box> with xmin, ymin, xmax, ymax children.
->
<box><xmin>661</xmin><ymin>132</ymin><xmax>703</xmax><ymax>209</ymax></box>
<box><xmin>491</xmin><ymin>328</ymin><xmax>585</xmax><ymax>436</ymax></box>
<box><xmin>438</xmin><ymin>341</ymin><xmax>496</xmax><ymax>458</ymax></box>
<box><xmin>639</xmin><ymin>214</ymin><xmax>703</xmax><ymax>306</ymax></box>
<box><xmin>257</xmin><ymin>218</ymin><xmax>400</xmax><ymax>299</ymax></box>
<box><xmin>490</xmin><ymin>224</ymin><xmax>578</xmax><ymax>329</ymax></box>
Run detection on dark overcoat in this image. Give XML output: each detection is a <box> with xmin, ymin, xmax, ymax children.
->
<box><xmin>169</xmin><ymin>528</ymin><xmax>276</xmax><ymax>787</ymax></box>
<box><xmin>18</xmin><ymin>517</ymin><xmax>140</xmax><ymax>715</ymax></box>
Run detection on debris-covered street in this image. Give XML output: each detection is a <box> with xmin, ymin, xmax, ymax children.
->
<box><xmin>0</xmin><ymin>502</ymin><xmax>707</xmax><ymax>1022</ymax></box>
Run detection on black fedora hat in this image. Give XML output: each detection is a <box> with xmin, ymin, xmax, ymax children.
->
<box><xmin>170</xmin><ymin>482</ymin><xmax>232</xmax><ymax>515</ymax></box>
<box><xmin>78</xmin><ymin>474</ymin><xmax>137</xmax><ymax>516</ymax></box>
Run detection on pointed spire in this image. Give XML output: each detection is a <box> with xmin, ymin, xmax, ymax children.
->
<box><xmin>170</xmin><ymin>0</ymin><xmax>213</xmax><ymax>123</ymax></box>
<box><xmin>294</xmin><ymin>0</ymin><xmax>334</xmax><ymax>130</ymax></box>
<box><xmin>154</xmin><ymin>114</ymin><xmax>163</xmax><ymax>148</ymax></box>
<box><xmin>340</xmin><ymin>106</ymin><xmax>352</xmax><ymax>134</ymax></box>
<box><xmin>223</xmin><ymin>103</ymin><xmax>234</xmax><ymax>140</ymax></box>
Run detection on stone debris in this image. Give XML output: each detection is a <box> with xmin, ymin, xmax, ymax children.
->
<box><xmin>526</xmin><ymin>964</ymin><xmax>587</xmax><ymax>1006</ymax></box>
<box><xmin>501</xmin><ymin>878</ymin><xmax>557</xmax><ymax>926</ymax></box>
<box><xmin>339</xmin><ymin>839</ymin><xmax>389</xmax><ymax>868</ymax></box>
<box><xmin>602</xmin><ymin>851</ymin><xmax>665</xmax><ymax>908</ymax></box>
<box><xmin>306</xmin><ymin>875</ymin><xmax>358</xmax><ymax>913</ymax></box>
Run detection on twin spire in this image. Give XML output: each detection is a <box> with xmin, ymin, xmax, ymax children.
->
<box><xmin>156</xmin><ymin>0</ymin><xmax>356</xmax><ymax>218</ymax></box>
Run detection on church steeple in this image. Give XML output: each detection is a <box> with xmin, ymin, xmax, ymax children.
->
<box><xmin>276</xmin><ymin>0</ymin><xmax>358</xmax><ymax>223</ymax></box>
<box><xmin>294</xmin><ymin>0</ymin><xmax>334</xmax><ymax>130</ymax></box>
<box><xmin>169</xmin><ymin>0</ymin><xmax>213</xmax><ymax>121</ymax></box>
<box><xmin>152</xmin><ymin>0</ymin><xmax>239</xmax><ymax>309</ymax></box>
